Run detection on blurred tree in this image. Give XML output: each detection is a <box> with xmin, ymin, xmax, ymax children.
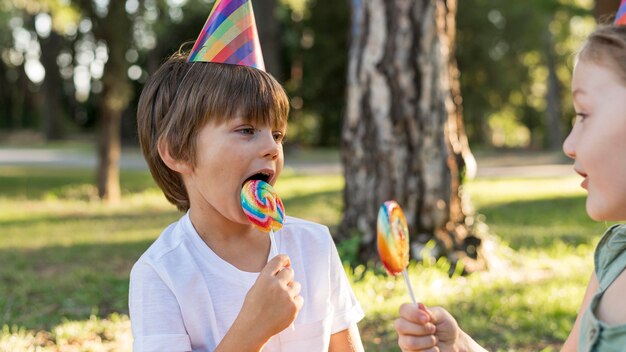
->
<box><xmin>341</xmin><ymin>0</ymin><xmax>483</xmax><ymax>271</ymax></box>
<box><xmin>255</xmin><ymin>0</ymin><xmax>284</xmax><ymax>81</ymax></box>
<box><xmin>39</xmin><ymin>29</ymin><xmax>66</xmax><ymax>140</ymax></box>
<box><xmin>0</xmin><ymin>2</ymin><xmax>11</xmax><ymax>126</ymax></box>
<box><xmin>67</xmin><ymin>0</ymin><xmax>136</xmax><ymax>203</ymax></box>
<box><xmin>300</xmin><ymin>0</ymin><xmax>349</xmax><ymax>146</ymax></box>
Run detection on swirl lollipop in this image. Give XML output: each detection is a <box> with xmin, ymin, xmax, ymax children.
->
<box><xmin>241</xmin><ymin>179</ymin><xmax>285</xmax><ymax>255</ymax></box>
<box><xmin>377</xmin><ymin>200</ymin><xmax>417</xmax><ymax>304</ymax></box>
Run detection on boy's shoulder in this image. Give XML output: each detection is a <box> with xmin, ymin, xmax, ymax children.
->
<box><xmin>281</xmin><ymin>216</ymin><xmax>335</xmax><ymax>248</ymax></box>
<box><xmin>283</xmin><ymin>216</ymin><xmax>329</xmax><ymax>230</ymax></box>
<box><xmin>136</xmin><ymin>217</ymin><xmax>189</xmax><ymax>265</ymax></box>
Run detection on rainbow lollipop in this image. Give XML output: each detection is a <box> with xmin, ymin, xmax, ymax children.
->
<box><xmin>241</xmin><ymin>179</ymin><xmax>285</xmax><ymax>254</ymax></box>
<box><xmin>377</xmin><ymin>201</ymin><xmax>417</xmax><ymax>304</ymax></box>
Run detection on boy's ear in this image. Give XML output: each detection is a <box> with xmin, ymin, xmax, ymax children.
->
<box><xmin>157</xmin><ymin>140</ymin><xmax>192</xmax><ymax>175</ymax></box>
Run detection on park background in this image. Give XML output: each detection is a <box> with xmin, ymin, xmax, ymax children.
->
<box><xmin>0</xmin><ymin>0</ymin><xmax>620</xmax><ymax>351</ymax></box>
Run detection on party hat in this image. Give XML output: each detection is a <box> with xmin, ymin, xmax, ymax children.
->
<box><xmin>188</xmin><ymin>0</ymin><xmax>265</xmax><ymax>70</ymax></box>
<box><xmin>616</xmin><ymin>0</ymin><xmax>626</xmax><ymax>25</ymax></box>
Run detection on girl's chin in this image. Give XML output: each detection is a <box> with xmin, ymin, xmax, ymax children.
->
<box><xmin>586</xmin><ymin>202</ymin><xmax>620</xmax><ymax>222</ymax></box>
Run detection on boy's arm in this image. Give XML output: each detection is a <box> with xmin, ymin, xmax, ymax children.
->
<box><xmin>329</xmin><ymin>323</ymin><xmax>365</xmax><ymax>352</ymax></box>
<box><xmin>562</xmin><ymin>272</ymin><xmax>598</xmax><ymax>352</ymax></box>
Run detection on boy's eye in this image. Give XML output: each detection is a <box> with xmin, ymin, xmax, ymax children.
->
<box><xmin>575</xmin><ymin>113</ymin><xmax>588</xmax><ymax>123</ymax></box>
<box><xmin>273</xmin><ymin>132</ymin><xmax>286</xmax><ymax>143</ymax></box>
<box><xmin>238</xmin><ymin>127</ymin><xmax>256</xmax><ymax>135</ymax></box>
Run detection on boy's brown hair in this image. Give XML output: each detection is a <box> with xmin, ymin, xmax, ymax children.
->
<box><xmin>578</xmin><ymin>25</ymin><xmax>626</xmax><ymax>83</ymax></box>
<box><xmin>137</xmin><ymin>50</ymin><xmax>290</xmax><ymax>211</ymax></box>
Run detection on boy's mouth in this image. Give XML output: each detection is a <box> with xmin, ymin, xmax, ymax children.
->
<box><xmin>243</xmin><ymin>170</ymin><xmax>274</xmax><ymax>186</ymax></box>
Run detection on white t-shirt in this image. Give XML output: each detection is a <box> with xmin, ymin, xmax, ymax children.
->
<box><xmin>129</xmin><ymin>213</ymin><xmax>364</xmax><ymax>352</ymax></box>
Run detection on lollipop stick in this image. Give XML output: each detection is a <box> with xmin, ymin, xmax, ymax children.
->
<box><xmin>270</xmin><ymin>229</ymin><xmax>294</xmax><ymax>331</ymax></box>
<box><xmin>269</xmin><ymin>229</ymin><xmax>278</xmax><ymax>256</ymax></box>
<box><xmin>402</xmin><ymin>269</ymin><xmax>417</xmax><ymax>305</ymax></box>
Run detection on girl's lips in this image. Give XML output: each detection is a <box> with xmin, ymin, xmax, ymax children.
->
<box><xmin>574</xmin><ymin>168</ymin><xmax>588</xmax><ymax>190</ymax></box>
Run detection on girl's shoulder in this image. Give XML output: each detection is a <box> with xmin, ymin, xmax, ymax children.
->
<box><xmin>594</xmin><ymin>224</ymin><xmax>626</xmax><ymax>288</ymax></box>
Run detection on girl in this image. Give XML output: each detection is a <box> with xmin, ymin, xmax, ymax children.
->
<box><xmin>393</xmin><ymin>21</ymin><xmax>626</xmax><ymax>352</ymax></box>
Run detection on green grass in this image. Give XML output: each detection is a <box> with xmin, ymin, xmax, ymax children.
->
<box><xmin>0</xmin><ymin>167</ymin><xmax>608</xmax><ymax>351</ymax></box>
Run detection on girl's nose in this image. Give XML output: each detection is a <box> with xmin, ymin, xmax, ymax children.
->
<box><xmin>562</xmin><ymin>127</ymin><xmax>577</xmax><ymax>159</ymax></box>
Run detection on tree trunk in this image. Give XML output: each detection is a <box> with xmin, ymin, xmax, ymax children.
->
<box><xmin>595</xmin><ymin>0</ymin><xmax>620</xmax><ymax>22</ymax></box>
<box><xmin>254</xmin><ymin>0</ymin><xmax>283</xmax><ymax>81</ymax></box>
<box><xmin>0</xmin><ymin>59</ymin><xmax>10</xmax><ymax>125</ymax></box>
<box><xmin>341</xmin><ymin>0</ymin><xmax>483</xmax><ymax>272</ymax></box>
<box><xmin>545</xmin><ymin>25</ymin><xmax>562</xmax><ymax>151</ymax></box>
<box><xmin>39</xmin><ymin>30</ymin><xmax>66</xmax><ymax>140</ymax></box>
<box><xmin>92</xmin><ymin>0</ymin><xmax>133</xmax><ymax>203</ymax></box>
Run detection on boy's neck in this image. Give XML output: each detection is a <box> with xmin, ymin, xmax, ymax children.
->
<box><xmin>188</xmin><ymin>206</ymin><xmax>271</xmax><ymax>273</ymax></box>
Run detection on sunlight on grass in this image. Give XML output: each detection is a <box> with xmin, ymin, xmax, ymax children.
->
<box><xmin>466</xmin><ymin>176</ymin><xmax>586</xmax><ymax>207</ymax></box>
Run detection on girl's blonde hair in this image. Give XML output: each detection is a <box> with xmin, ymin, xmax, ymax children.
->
<box><xmin>578</xmin><ymin>25</ymin><xmax>626</xmax><ymax>83</ymax></box>
<box><xmin>137</xmin><ymin>51</ymin><xmax>289</xmax><ymax>211</ymax></box>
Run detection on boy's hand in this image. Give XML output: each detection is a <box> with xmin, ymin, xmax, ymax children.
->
<box><xmin>394</xmin><ymin>303</ymin><xmax>459</xmax><ymax>352</ymax></box>
<box><xmin>237</xmin><ymin>255</ymin><xmax>303</xmax><ymax>343</ymax></box>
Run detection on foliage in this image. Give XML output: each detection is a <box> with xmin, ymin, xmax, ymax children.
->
<box><xmin>457</xmin><ymin>0</ymin><xmax>595</xmax><ymax>148</ymax></box>
<box><xmin>0</xmin><ymin>0</ymin><xmax>606</xmax><ymax>148</ymax></box>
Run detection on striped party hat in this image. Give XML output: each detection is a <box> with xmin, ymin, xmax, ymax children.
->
<box><xmin>616</xmin><ymin>0</ymin><xmax>626</xmax><ymax>25</ymax></box>
<box><xmin>188</xmin><ymin>0</ymin><xmax>265</xmax><ymax>70</ymax></box>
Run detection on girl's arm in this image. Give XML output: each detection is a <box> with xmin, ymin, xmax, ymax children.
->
<box><xmin>329</xmin><ymin>323</ymin><xmax>365</xmax><ymax>352</ymax></box>
<box><xmin>562</xmin><ymin>272</ymin><xmax>598</xmax><ymax>352</ymax></box>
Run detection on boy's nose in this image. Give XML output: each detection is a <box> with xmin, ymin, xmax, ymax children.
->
<box><xmin>260</xmin><ymin>130</ymin><xmax>279</xmax><ymax>159</ymax></box>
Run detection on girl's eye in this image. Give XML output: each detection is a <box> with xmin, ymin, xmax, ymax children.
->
<box><xmin>575</xmin><ymin>113</ymin><xmax>588</xmax><ymax>123</ymax></box>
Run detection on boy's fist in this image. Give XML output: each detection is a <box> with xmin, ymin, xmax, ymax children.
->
<box><xmin>238</xmin><ymin>255</ymin><xmax>303</xmax><ymax>341</ymax></box>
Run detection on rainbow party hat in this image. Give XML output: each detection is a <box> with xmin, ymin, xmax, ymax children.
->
<box><xmin>188</xmin><ymin>0</ymin><xmax>265</xmax><ymax>70</ymax></box>
<box><xmin>616</xmin><ymin>0</ymin><xmax>626</xmax><ymax>25</ymax></box>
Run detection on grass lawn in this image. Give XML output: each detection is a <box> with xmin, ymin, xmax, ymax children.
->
<box><xmin>0</xmin><ymin>166</ymin><xmax>608</xmax><ymax>351</ymax></box>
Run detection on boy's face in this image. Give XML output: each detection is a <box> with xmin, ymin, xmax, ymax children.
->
<box><xmin>564</xmin><ymin>58</ymin><xmax>626</xmax><ymax>221</ymax></box>
<box><xmin>184</xmin><ymin>116</ymin><xmax>286</xmax><ymax>227</ymax></box>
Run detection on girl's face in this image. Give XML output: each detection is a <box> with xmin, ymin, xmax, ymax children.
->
<box><xmin>563</xmin><ymin>58</ymin><xmax>626</xmax><ymax>221</ymax></box>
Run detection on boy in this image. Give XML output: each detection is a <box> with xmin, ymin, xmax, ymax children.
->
<box><xmin>129</xmin><ymin>0</ymin><xmax>364</xmax><ymax>351</ymax></box>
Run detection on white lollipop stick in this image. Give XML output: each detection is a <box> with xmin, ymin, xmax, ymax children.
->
<box><xmin>269</xmin><ymin>229</ymin><xmax>278</xmax><ymax>257</ymax></box>
<box><xmin>402</xmin><ymin>269</ymin><xmax>417</xmax><ymax>305</ymax></box>
<box><xmin>270</xmin><ymin>229</ymin><xmax>295</xmax><ymax>331</ymax></box>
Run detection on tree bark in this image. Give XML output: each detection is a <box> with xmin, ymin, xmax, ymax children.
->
<box><xmin>341</xmin><ymin>0</ymin><xmax>483</xmax><ymax>272</ymax></box>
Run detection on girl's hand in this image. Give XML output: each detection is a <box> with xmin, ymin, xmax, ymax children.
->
<box><xmin>395</xmin><ymin>303</ymin><xmax>486</xmax><ymax>352</ymax></box>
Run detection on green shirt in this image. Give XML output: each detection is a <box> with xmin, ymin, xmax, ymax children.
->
<box><xmin>579</xmin><ymin>224</ymin><xmax>626</xmax><ymax>352</ymax></box>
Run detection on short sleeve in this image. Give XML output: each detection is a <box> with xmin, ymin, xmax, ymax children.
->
<box><xmin>328</xmin><ymin>239</ymin><xmax>365</xmax><ymax>334</ymax></box>
<box><xmin>129</xmin><ymin>261</ymin><xmax>192</xmax><ymax>352</ymax></box>
<box><xmin>594</xmin><ymin>224</ymin><xmax>626</xmax><ymax>291</ymax></box>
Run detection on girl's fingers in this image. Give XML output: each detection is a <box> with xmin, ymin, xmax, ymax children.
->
<box><xmin>399</xmin><ymin>303</ymin><xmax>431</xmax><ymax>324</ymax></box>
<box><xmin>394</xmin><ymin>318</ymin><xmax>436</xmax><ymax>336</ymax></box>
<box><xmin>398</xmin><ymin>333</ymin><xmax>438</xmax><ymax>351</ymax></box>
